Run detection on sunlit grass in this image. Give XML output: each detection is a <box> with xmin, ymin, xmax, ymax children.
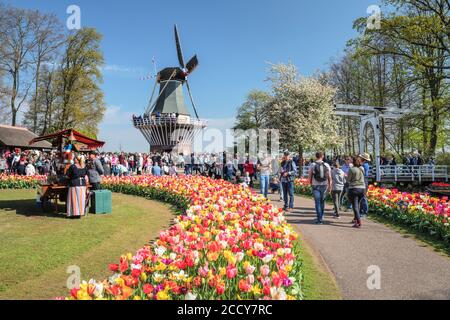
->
<box><xmin>0</xmin><ymin>190</ymin><xmax>174</xmax><ymax>300</ymax></box>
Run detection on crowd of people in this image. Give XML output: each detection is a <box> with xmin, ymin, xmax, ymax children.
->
<box><xmin>1</xmin><ymin>146</ymin><xmax>434</xmax><ymax>228</ymax></box>
<box><xmin>305</xmin><ymin>152</ymin><xmax>371</xmax><ymax>229</ymax></box>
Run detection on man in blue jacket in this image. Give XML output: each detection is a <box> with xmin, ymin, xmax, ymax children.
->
<box><xmin>280</xmin><ymin>151</ymin><xmax>297</xmax><ymax>212</ymax></box>
<box><xmin>152</xmin><ymin>162</ymin><xmax>162</xmax><ymax>176</ymax></box>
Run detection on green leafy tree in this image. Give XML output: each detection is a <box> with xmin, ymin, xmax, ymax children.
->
<box><xmin>51</xmin><ymin>28</ymin><xmax>105</xmax><ymax>137</ymax></box>
<box><xmin>234</xmin><ymin>90</ymin><xmax>272</xmax><ymax>130</ymax></box>
<box><xmin>353</xmin><ymin>0</ymin><xmax>449</xmax><ymax>156</ymax></box>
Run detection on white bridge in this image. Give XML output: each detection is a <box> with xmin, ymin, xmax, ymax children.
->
<box><xmin>299</xmin><ymin>165</ymin><xmax>449</xmax><ymax>183</ymax></box>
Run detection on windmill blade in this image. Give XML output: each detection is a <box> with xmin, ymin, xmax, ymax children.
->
<box><xmin>186</xmin><ymin>55</ymin><xmax>199</xmax><ymax>74</ymax></box>
<box><xmin>185</xmin><ymin>79</ymin><xmax>200</xmax><ymax>120</ymax></box>
<box><xmin>174</xmin><ymin>24</ymin><xmax>185</xmax><ymax>68</ymax></box>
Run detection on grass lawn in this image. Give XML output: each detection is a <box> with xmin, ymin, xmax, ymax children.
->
<box><xmin>298</xmin><ymin>235</ymin><xmax>342</xmax><ymax>300</ymax></box>
<box><xmin>0</xmin><ymin>189</ymin><xmax>175</xmax><ymax>300</ymax></box>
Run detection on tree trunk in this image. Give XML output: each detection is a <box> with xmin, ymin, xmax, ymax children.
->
<box><xmin>33</xmin><ymin>59</ymin><xmax>41</xmax><ymax>133</ymax></box>
<box><xmin>428</xmin><ymin>100</ymin><xmax>440</xmax><ymax>157</ymax></box>
<box><xmin>427</xmin><ymin>77</ymin><xmax>441</xmax><ymax>157</ymax></box>
<box><xmin>381</xmin><ymin>117</ymin><xmax>386</xmax><ymax>154</ymax></box>
<box><xmin>11</xmin><ymin>110</ymin><xmax>17</xmax><ymax>127</ymax></box>
<box><xmin>10</xmin><ymin>70</ymin><xmax>18</xmax><ymax>126</ymax></box>
<box><xmin>399</xmin><ymin>119</ymin><xmax>404</xmax><ymax>155</ymax></box>
<box><xmin>298</xmin><ymin>145</ymin><xmax>304</xmax><ymax>175</ymax></box>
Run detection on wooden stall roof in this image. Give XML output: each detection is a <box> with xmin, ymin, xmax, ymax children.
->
<box><xmin>29</xmin><ymin>129</ymin><xmax>105</xmax><ymax>150</ymax></box>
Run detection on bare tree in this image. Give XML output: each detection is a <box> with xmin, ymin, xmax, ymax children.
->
<box><xmin>0</xmin><ymin>4</ymin><xmax>38</xmax><ymax>126</ymax></box>
<box><xmin>28</xmin><ymin>10</ymin><xmax>63</xmax><ymax>132</ymax></box>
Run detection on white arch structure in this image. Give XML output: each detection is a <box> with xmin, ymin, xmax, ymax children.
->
<box><xmin>335</xmin><ymin>104</ymin><xmax>404</xmax><ymax>182</ymax></box>
<box><xmin>359</xmin><ymin>115</ymin><xmax>382</xmax><ymax>181</ymax></box>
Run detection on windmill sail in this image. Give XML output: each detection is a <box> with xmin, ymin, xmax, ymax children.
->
<box><xmin>133</xmin><ymin>25</ymin><xmax>206</xmax><ymax>153</ymax></box>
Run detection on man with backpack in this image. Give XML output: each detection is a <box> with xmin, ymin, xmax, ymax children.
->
<box><xmin>308</xmin><ymin>152</ymin><xmax>332</xmax><ymax>224</ymax></box>
<box><xmin>280</xmin><ymin>151</ymin><xmax>297</xmax><ymax>212</ymax></box>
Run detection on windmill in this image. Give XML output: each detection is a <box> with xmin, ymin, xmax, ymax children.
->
<box><xmin>133</xmin><ymin>25</ymin><xmax>207</xmax><ymax>154</ymax></box>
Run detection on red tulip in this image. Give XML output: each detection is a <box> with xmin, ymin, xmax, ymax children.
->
<box><xmin>109</xmin><ymin>264</ymin><xmax>119</xmax><ymax>272</ymax></box>
<box><xmin>143</xmin><ymin>284</ymin><xmax>153</xmax><ymax>295</ymax></box>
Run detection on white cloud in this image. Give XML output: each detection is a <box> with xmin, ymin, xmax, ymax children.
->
<box><xmin>101</xmin><ymin>64</ymin><xmax>145</xmax><ymax>74</ymax></box>
<box><xmin>101</xmin><ymin>105</ymin><xmax>135</xmax><ymax>126</ymax></box>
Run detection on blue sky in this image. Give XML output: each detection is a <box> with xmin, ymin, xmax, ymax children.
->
<box><xmin>8</xmin><ymin>0</ymin><xmax>381</xmax><ymax>152</ymax></box>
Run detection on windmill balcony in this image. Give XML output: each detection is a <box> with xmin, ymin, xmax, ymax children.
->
<box><xmin>132</xmin><ymin>114</ymin><xmax>207</xmax><ymax>128</ymax></box>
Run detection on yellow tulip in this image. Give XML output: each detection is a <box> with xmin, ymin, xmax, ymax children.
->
<box><xmin>115</xmin><ymin>277</ymin><xmax>125</xmax><ymax>287</ymax></box>
<box><xmin>157</xmin><ymin>290</ymin><xmax>169</xmax><ymax>300</ymax></box>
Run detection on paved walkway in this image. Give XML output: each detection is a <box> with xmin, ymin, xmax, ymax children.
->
<box><xmin>268</xmin><ymin>194</ymin><xmax>450</xmax><ymax>300</ymax></box>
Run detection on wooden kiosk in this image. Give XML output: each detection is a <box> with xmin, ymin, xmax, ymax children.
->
<box><xmin>29</xmin><ymin>129</ymin><xmax>105</xmax><ymax>213</ymax></box>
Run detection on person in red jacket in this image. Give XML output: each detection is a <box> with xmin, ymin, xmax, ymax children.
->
<box><xmin>243</xmin><ymin>160</ymin><xmax>255</xmax><ymax>187</ymax></box>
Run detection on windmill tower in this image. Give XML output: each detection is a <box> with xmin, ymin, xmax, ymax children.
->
<box><xmin>133</xmin><ymin>25</ymin><xmax>207</xmax><ymax>154</ymax></box>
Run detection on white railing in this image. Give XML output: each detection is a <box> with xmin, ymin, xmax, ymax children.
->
<box><xmin>372</xmin><ymin>165</ymin><xmax>448</xmax><ymax>182</ymax></box>
<box><xmin>298</xmin><ymin>165</ymin><xmax>448</xmax><ymax>182</ymax></box>
<box><xmin>133</xmin><ymin>114</ymin><xmax>207</xmax><ymax>128</ymax></box>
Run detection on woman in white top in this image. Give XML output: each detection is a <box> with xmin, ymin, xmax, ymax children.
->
<box><xmin>26</xmin><ymin>162</ymin><xmax>36</xmax><ymax>176</ymax></box>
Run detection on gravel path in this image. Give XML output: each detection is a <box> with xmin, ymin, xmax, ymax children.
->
<box><xmin>268</xmin><ymin>194</ymin><xmax>450</xmax><ymax>300</ymax></box>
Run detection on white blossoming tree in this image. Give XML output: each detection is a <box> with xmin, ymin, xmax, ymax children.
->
<box><xmin>265</xmin><ymin>62</ymin><xmax>340</xmax><ymax>164</ymax></box>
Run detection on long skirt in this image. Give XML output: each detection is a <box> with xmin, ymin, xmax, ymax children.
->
<box><xmin>67</xmin><ymin>186</ymin><xmax>87</xmax><ymax>217</ymax></box>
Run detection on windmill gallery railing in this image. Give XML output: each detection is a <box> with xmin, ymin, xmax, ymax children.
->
<box><xmin>299</xmin><ymin>165</ymin><xmax>449</xmax><ymax>183</ymax></box>
<box><xmin>133</xmin><ymin>114</ymin><xmax>207</xmax><ymax>127</ymax></box>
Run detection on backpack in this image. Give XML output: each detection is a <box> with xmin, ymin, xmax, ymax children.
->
<box><xmin>313</xmin><ymin>161</ymin><xmax>328</xmax><ymax>182</ymax></box>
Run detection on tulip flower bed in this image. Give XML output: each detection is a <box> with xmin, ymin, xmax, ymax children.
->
<box><xmin>0</xmin><ymin>174</ymin><xmax>304</xmax><ymax>300</ymax></box>
<box><xmin>367</xmin><ymin>186</ymin><xmax>450</xmax><ymax>241</ymax></box>
<box><xmin>294</xmin><ymin>179</ymin><xmax>450</xmax><ymax>243</ymax></box>
<box><xmin>0</xmin><ymin>174</ymin><xmax>47</xmax><ymax>189</ymax></box>
<box><xmin>430</xmin><ymin>182</ymin><xmax>450</xmax><ymax>190</ymax></box>
<box><xmin>0</xmin><ymin>175</ymin><xmax>308</xmax><ymax>299</ymax></box>
<box><xmin>62</xmin><ymin>175</ymin><xmax>302</xmax><ymax>300</ymax></box>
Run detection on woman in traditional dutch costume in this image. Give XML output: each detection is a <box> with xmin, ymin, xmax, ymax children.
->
<box><xmin>66</xmin><ymin>155</ymin><xmax>88</xmax><ymax>218</ymax></box>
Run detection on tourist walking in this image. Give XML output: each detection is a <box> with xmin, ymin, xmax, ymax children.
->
<box><xmin>341</xmin><ymin>156</ymin><xmax>353</xmax><ymax>210</ymax></box>
<box><xmin>280</xmin><ymin>151</ymin><xmax>297</xmax><ymax>212</ymax></box>
<box><xmin>347</xmin><ymin>157</ymin><xmax>367</xmax><ymax>228</ymax></box>
<box><xmin>308</xmin><ymin>152</ymin><xmax>332</xmax><ymax>224</ymax></box>
<box><xmin>66</xmin><ymin>155</ymin><xmax>88</xmax><ymax>218</ymax></box>
<box><xmin>331</xmin><ymin>161</ymin><xmax>345</xmax><ymax>219</ymax></box>
<box><xmin>244</xmin><ymin>160</ymin><xmax>255</xmax><ymax>188</ymax></box>
<box><xmin>358</xmin><ymin>153</ymin><xmax>371</xmax><ymax>217</ymax></box>
<box><xmin>258</xmin><ymin>154</ymin><xmax>272</xmax><ymax>198</ymax></box>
